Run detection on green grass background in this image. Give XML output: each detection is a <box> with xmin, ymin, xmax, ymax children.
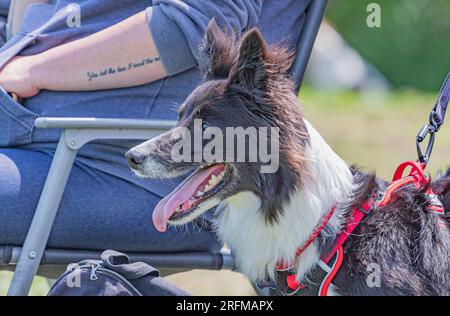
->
<box><xmin>326</xmin><ymin>0</ymin><xmax>450</xmax><ymax>91</ymax></box>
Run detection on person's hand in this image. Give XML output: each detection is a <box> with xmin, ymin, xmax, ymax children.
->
<box><xmin>0</xmin><ymin>56</ymin><xmax>40</xmax><ymax>99</ymax></box>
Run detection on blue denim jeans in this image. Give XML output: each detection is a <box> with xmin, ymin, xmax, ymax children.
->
<box><xmin>0</xmin><ymin>148</ymin><xmax>220</xmax><ymax>253</ymax></box>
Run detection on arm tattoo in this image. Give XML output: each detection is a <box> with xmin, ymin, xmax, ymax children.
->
<box><xmin>86</xmin><ymin>56</ymin><xmax>161</xmax><ymax>82</ymax></box>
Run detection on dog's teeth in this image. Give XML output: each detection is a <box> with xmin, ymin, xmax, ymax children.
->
<box><xmin>174</xmin><ymin>206</ymin><xmax>181</xmax><ymax>213</ymax></box>
<box><xmin>209</xmin><ymin>175</ymin><xmax>220</xmax><ymax>186</ymax></box>
<box><xmin>196</xmin><ymin>191</ymin><xmax>205</xmax><ymax>197</ymax></box>
<box><xmin>204</xmin><ymin>171</ymin><xmax>226</xmax><ymax>192</ymax></box>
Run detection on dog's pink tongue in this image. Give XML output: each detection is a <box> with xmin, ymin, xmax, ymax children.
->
<box><xmin>152</xmin><ymin>165</ymin><xmax>224</xmax><ymax>232</ymax></box>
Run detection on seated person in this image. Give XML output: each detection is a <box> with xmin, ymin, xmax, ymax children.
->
<box><xmin>0</xmin><ymin>0</ymin><xmax>309</xmax><ymax>255</ymax></box>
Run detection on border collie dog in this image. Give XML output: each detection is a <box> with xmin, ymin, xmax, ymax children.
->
<box><xmin>127</xmin><ymin>21</ymin><xmax>450</xmax><ymax>296</ymax></box>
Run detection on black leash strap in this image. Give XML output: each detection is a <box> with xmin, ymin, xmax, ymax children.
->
<box><xmin>416</xmin><ymin>72</ymin><xmax>450</xmax><ymax>165</ymax></box>
<box><xmin>431</xmin><ymin>72</ymin><xmax>450</xmax><ymax>130</ymax></box>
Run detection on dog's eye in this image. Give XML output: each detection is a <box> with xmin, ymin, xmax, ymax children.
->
<box><xmin>202</xmin><ymin>121</ymin><xmax>210</xmax><ymax>131</ymax></box>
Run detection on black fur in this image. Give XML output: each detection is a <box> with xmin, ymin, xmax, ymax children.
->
<box><xmin>331</xmin><ymin>170</ymin><xmax>450</xmax><ymax>295</ymax></box>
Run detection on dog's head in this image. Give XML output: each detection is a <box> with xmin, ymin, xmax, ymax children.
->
<box><xmin>126</xmin><ymin>20</ymin><xmax>309</xmax><ymax>232</ymax></box>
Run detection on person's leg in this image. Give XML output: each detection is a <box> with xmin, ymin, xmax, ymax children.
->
<box><xmin>0</xmin><ymin>148</ymin><xmax>220</xmax><ymax>252</ymax></box>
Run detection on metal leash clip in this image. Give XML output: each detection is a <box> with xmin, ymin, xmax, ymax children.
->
<box><xmin>416</xmin><ymin>72</ymin><xmax>450</xmax><ymax>166</ymax></box>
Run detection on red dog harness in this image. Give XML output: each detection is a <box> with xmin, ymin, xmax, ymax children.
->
<box><xmin>274</xmin><ymin>160</ymin><xmax>445</xmax><ymax>296</ymax></box>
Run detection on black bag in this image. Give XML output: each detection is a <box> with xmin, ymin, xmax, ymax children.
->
<box><xmin>48</xmin><ymin>250</ymin><xmax>190</xmax><ymax>296</ymax></box>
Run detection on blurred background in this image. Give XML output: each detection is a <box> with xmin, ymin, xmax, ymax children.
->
<box><xmin>1</xmin><ymin>0</ymin><xmax>450</xmax><ymax>296</ymax></box>
<box><xmin>303</xmin><ymin>0</ymin><xmax>449</xmax><ymax>180</ymax></box>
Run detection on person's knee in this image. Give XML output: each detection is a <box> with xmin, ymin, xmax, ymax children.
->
<box><xmin>0</xmin><ymin>150</ymin><xmax>50</xmax><ymax>244</ymax></box>
<box><xmin>0</xmin><ymin>153</ymin><xmax>24</xmax><ymax>201</ymax></box>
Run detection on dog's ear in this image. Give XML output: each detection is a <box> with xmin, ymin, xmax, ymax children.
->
<box><xmin>199</xmin><ymin>19</ymin><xmax>236</xmax><ymax>80</ymax></box>
<box><xmin>227</xmin><ymin>28</ymin><xmax>268</xmax><ymax>93</ymax></box>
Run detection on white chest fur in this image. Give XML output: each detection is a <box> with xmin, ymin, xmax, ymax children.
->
<box><xmin>214</xmin><ymin>121</ymin><xmax>354</xmax><ymax>282</ymax></box>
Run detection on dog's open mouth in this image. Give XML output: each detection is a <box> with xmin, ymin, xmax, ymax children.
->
<box><xmin>152</xmin><ymin>163</ymin><xmax>230</xmax><ymax>232</ymax></box>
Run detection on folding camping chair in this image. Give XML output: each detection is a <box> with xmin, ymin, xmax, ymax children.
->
<box><xmin>2</xmin><ymin>0</ymin><xmax>328</xmax><ymax>296</ymax></box>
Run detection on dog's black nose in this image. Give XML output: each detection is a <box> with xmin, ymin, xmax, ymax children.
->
<box><xmin>126</xmin><ymin>150</ymin><xmax>146</xmax><ymax>169</ymax></box>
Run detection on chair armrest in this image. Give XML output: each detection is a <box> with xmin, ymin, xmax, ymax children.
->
<box><xmin>1</xmin><ymin>246</ymin><xmax>234</xmax><ymax>271</ymax></box>
<box><xmin>35</xmin><ymin>117</ymin><xmax>177</xmax><ymax>130</ymax></box>
<box><xmin>34</xmin><ymin>117</ymin><xmax>177</xmax><ymax>150</ymax></box>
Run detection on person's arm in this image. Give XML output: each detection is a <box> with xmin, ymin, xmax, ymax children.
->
<box><xmin>0</xmin><ymin>10</ymin><xmax>167</xmax><ymax>98</ymax></box>
<box><xmin>0</xmin><ymin>1</ymin><xmax>262</xmax><ymax>98</ymax></box>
